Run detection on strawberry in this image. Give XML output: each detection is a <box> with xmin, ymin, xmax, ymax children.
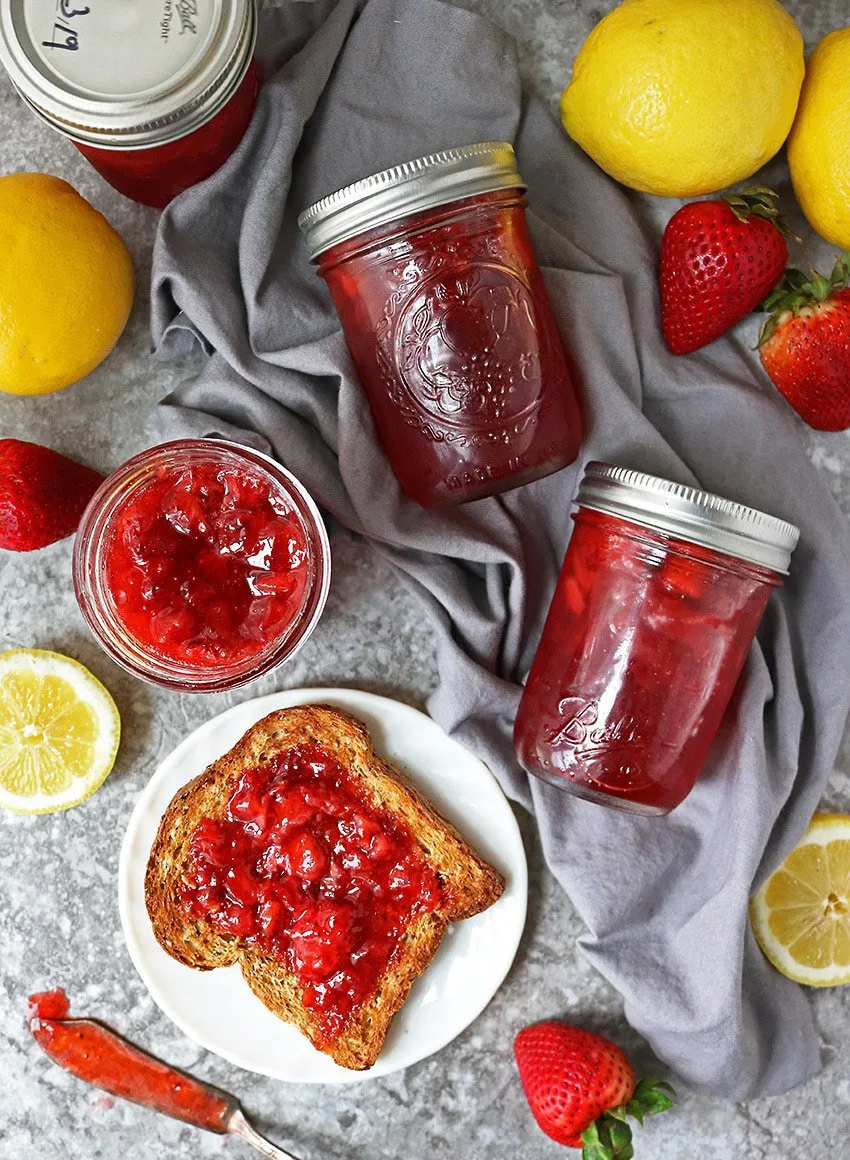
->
<box><xmin>0</xmin><ymin>439</ymin><xmax>103</xmax><ymax>551</ymax></box>
<box><xmin>758</xmin><ymin>252</ymin><xmax>850</xmax><ymax>431</ymax></box>
<box><xmin>660</xmin><ymin>187</ymin><xmax>796</xmax><ymax>355</ymax></box>
<box><xmin>514</xmin><ymin>1021</ymin><xmax>673</xmax><ymax>1157</ymax></box>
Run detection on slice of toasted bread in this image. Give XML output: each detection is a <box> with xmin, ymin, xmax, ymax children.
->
<box><xmin>145</xmin><ymin>704</ymin><xmax>505</xmax><ymax>1070</ymax></box>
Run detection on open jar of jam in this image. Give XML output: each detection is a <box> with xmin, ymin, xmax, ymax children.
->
<box><xmin>514</xmin><ymin>463</ymin><xmax>800</xmax><ymax>815</ymax></box>
<box><xmin>73</xmin><ymin>440</ymin><xmax>331</xmax><ymax>692</ymax></box>
<box><xmin>0</xmin><ymin>0</ymin><xmax>258</xmax><ymax>208</ymax></box>
<box><xmin>298</xmin><ymin>143</ymin><xmax>584</xmax><ymax>507</ymax></box>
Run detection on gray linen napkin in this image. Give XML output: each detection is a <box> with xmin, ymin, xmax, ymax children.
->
<box><xmin>151</xmin><ymin>0</ymin><xmax>850</xmax><ymax>1098</ymax></box>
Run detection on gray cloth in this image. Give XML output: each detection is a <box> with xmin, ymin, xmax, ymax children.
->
<box><xmin>151</xmin><ymin>0</ymin><xmax>850</xmax><ymax>1099</ymax></box>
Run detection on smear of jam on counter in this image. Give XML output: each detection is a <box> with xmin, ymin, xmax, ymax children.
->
<box><xmin>105</xmin><ymin>460</ymin><xmax>313</xmax><ymax>669</ymax></box>
<box><xmin>180</xmin><ymin>743</ymin><xmax>443</xmax><ymax>1043</ymax></box>
<box><xmin>27</xmin><ymin>989</ymin><xmax>235</xmax><ymax>1131</ymax></box>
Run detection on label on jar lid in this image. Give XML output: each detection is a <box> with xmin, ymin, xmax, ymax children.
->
<box><xmin>24</xmin><ymin>0</ymin><xmax>216</xmax><ymax>98</ymax></box>
<box><xmin>0</xmin><ymin>0</ymin><xmax>254</xmax><ymax>145</ymax></box>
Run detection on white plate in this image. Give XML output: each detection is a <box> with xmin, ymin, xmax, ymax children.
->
<box><xmin>118</xmin><ymin>688</ymin><xmax>527</xmax><ymax>1084</ymax></box>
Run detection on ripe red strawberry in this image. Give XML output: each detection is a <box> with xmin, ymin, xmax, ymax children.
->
<box><xmin>758</xmin><ymin>253</ymin><xmax>850</xmax><ymax>431</ymax></box>
<box><xmin>0</xmin><ymin>439</ymin><xmax>103</xmax><ymax>551</ymax></box>
<box><xmin>660</xmin><ymin>187</ymin><xmax>796</xmax><ymax>354</ymax></box>
<box><xmin>514</xmin><ymin>1021</ymin><xmax>673</xmax><ymax>1156</ymax></box>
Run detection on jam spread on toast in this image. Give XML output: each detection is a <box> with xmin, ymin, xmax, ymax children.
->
<box><xmin>105</xmin><ymin>460</ymin><xmax>313</xmax><ymax>669</ymax></box>
<box><xmin>27</xmin><ymin>989</ymin><xmax>234</xmax><ymax>1131</ymax></box>
<box><xmin>179</xmin><ymin>744</ymin><xmax>443</xmax><ymax>1043</ymax></box>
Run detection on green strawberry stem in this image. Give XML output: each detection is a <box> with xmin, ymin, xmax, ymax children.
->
<box><xmin>722</xmin><ymin>186</ymin><xmax>800</xmax><ymax>244</ymax></box>
<box><xmin>580</xmin><ymin>1078</ymin><xmax>675</xmax><ymax>1160</ymax></box>
<box><xmin>757</xmin><ymin>251</ymin><xmax>850</xmax><ymax>345</ymax></box>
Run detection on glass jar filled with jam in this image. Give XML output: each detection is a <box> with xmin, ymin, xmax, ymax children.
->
<box><xmin>299</xmin><ymin>143</ymin><xmax>584</xmax><ymax>508</ymax></box>
<box><xmin>0</xmin><ymin>0</ymin><xmax>258</xmax><ymax>208</ymax></box>
<box><xmin>73</xmin><ymin>440</ymin><xmax>331</xmax><ymax>692</ymax></box>
<box><xmin>514</xmin><ymin>463</ymin><xmax>800</xmax><ymax>815</ymax></box>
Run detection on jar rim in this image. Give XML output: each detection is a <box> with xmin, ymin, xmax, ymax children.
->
<box><xmin>72</xmin><ymin>439</ymin><xmax>331</xmax><ymax>693</ymax></box>
<box><xmin>0</xmin><ymin>0</ymin><xmax>256</xmax><ymax>148</ymax></box>
<box><xmin>298</xmin><ymin>142</ymin><xmax>527</xmax><ymax>261</ymax></box>
<box><xmin>576</xmin><ymin>462</ymin><xmax>800</xmax><ymax>574</ymax></box>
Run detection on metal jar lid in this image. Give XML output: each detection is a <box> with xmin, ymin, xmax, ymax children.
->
<box><xmin>576</xmin><ymin>462</ymin><xmax>800</xmax><ymax>574</ymax></box>
<box><xmin>0</xmin><ymin>0</ymin><xmax>256</xmax><ymax>149</ymax></box>
<box><xmin>298</xmin><ymin>141</ymin><xmax>526</xmax><ymax>261</ymax></box>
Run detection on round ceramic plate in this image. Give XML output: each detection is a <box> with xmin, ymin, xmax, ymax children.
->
<box><xmin>118</xmin><ymin>688</ymin><xmax>528</xmax><ymax>1084</ymax></box>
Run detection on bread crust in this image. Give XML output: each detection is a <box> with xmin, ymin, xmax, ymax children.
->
<box><xmin>144</xmin><ymin>704</ymin><xmax>505</xmax><ymax>1070</ymax></box>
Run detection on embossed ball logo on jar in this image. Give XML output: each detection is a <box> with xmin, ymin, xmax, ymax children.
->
<box><xmin>393</xmin><ymin>265</ymin><xmax>544</xmax><ymax>431</ymax></box>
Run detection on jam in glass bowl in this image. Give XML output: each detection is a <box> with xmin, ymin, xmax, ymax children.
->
<box><xmin>73</xmin><ymin>440</ymin><xmax>330</xmax><ymax>692</ymax></box>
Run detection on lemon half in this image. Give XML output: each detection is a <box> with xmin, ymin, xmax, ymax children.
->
<box><xmin>0</xmin><ymin>649</ymin><xmax>120</xmax><ymax>814</ymax></box>
<box><xmin>750</xmin><ymin>814</ymin><xmax>850</xmax><ymax>987</ymax></box>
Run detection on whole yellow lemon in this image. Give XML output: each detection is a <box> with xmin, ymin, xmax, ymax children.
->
<box><xmin>561</xmin><ymin>0</ymin><xmax>804</xmax><ymax>198</ymax></box>
<box><xmin>787</xmin><ymin>28</ymin><xmax>850</xmax><ymax>249</ymax></box>
<box><xmin>0</xmin><ymin>174</ymin><xmax>133</xmax><ymax>396</ymax></box>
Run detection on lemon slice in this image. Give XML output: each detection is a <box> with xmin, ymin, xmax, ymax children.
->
<box><xmin>0</xmin><ymin>649</ymin><xmax>120</xmax><ymax>814</ymax></box>
<box><xmin>750</xmin><ymin>814</ymin><xmax>850</xmax><ymax>987</ymax></box>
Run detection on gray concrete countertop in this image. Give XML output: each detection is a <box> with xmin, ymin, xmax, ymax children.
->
<box><xmin>2</xmin><ymin>2</ymin><xmax>850</xmax><ymax>1158</ymax></box>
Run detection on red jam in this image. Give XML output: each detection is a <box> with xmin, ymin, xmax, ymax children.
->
<box><xmin>514</xmin><ymin>508</ymin><xmax>779</xmax><ymax>814</ymax></box>
<box><xmin>317</xmin><ymin>188</ymin><xmax>583</xmax><ymax>507</ymax></box>
<box><xmin>104</xmin><ymin>459</ymin><xmax>313</xmax><ymax>670</ymax></box>
<box><xmin>179</xmin><ymin>744</ymin><xmax>443</xmax><ymax>1044</ymax></box>
<box><xmin>76</xmin><ymin>60</ymin><xmax>259</xmax><ymax>209</ymax></box>
<box><xmin>28</xmin><ymin>989</ymin><xmax>235</xmax><ymax>1132</ymax></box>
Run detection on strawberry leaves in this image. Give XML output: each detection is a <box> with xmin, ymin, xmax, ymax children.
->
<box><xmin>757</xmin><ymin>251</ymin><xmax>850</xmax><ymax>345</ymax></box>
<box><xmin>723</xmin><ymin>187</ymin><xmax>800</xmax><ymax>243</ymax></box>
<box><xmin>581</xmin><ymin>1115</ymin><xmax>635</xmax><ymax>1160</ymax></box>
<box><xmin>580</xmin><ymin>1079</ymin><xmax>675</xmax><ymax>1160</ymax></box>
<box><xmin>627</xmin><ymin>1078</ymin><xmax>676</xmax><ymax>1121</ymax></box>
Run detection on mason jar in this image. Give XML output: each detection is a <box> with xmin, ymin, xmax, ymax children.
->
<box><xmin>73</xmin><ymin>440</ymin><xmax>331</xmax><ymax>692</ymax></box>
<box><xmin>0</xmin><ymin>0</ymin><xmax>258</xmax><ymax>207</ymax></box>
<box><xmin>298</xmin><ymin>143</ymin><xmax>584</xmax><ymax>508</ymax></box>
<box><xmin>514</xmin><ymin>462</ymin><xmax>800</xmax><ymax>815</ymax></box>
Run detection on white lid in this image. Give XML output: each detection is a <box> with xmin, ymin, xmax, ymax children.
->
<box><xmin>0</xmin><ymin>0</ymin><xmax>255</xmax><ymax>147</ymax></box>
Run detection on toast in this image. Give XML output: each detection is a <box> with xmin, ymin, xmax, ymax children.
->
<box><xmin>145</xmin><ymin>704</ymin><xmax>505</xmax><ymax>1070</ymax></box>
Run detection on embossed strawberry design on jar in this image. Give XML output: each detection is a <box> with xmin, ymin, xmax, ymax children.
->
<box><xmin>299</xmin><ymin>144</ymin><xmax>584</xmax><ymax>507</ymax></box>
<box><xmin>404</xmin><ymin>268</ymin><xmax>543</xmax><ymax>429</ymax></box>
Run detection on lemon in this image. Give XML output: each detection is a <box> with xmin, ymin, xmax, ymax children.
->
<box><xmin>787</xmin><ymin>28</ymin><xmax>850</xmax><ymax>249</ymax></box>
<box><xmin>0</xmin><ymin>174</ymin><xmax>134</xmax><ymax>396</ymax></box>
<box><xmin>750</xmin><ymin>814</ymin><xmax>850</xmax><ymax>987</ymax></box>
<box><xmin>0</xmin><ymin>649</ymin><xmax>120</xmax><ymax>814</ymax></box>
<box><xmin>561</xmin><ymin>0</ymin><xmax>804</xmax><ymax>197</ymax></box>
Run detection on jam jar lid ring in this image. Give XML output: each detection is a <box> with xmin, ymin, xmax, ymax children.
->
<box><xmin>577</xmin><ymin>462</ymin><xmax>800</xmax><ymax>574</ymax></box>
<box><xmin>298</xmin><ymin>141</ymin><xmax>527</xmax><ymax>260</ymax></box>
<box><xmin>0</xmin><ymin>0</ymin><xmax>256</xmax><ymax>148</ymax></box>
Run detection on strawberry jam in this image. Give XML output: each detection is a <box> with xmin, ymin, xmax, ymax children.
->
<box><xmin>105</xmin><ymin>461</ymin><xmax>311</xmax><ymax>669</ymax></box>
<box><xmin>74</xmin><ymin>441</ymin><xmax>330</xmax><ymax>691</ymax></box>
<box><xmin>514</xmin><ymin>464</ymin><xmax>798</xmax><ymax>815</ymax></box>
<box><xmin>300</xmin><ymin>145</ymin><xmax>583</xmax><ymax>508</ymax></box>
<box><xmin>179</xmin><ymin>744</ymin><xmax>443</xmax><ymax>1044</ymax></box>
<box><xmin>28</xmin><ymin>989</ymin><xmax>236</xmax><ymax>1132</ymax></box>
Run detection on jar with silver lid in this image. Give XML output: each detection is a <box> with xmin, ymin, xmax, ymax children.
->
<box><xmin>0</xmin><ymin>0</ymin><xmax>258</xmax><ymax>207</ymax></box>
<box><xmin>514</xmin><ymin>462</ymin><xmax>800</xmax><ymax>814</ymax></box>
<box><xmin>299</xmin><ymin>142</ymin><xmax>584</xmax><ymax>508</ymax></box>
